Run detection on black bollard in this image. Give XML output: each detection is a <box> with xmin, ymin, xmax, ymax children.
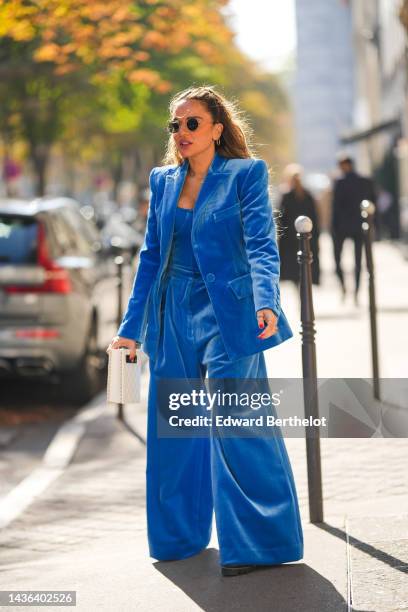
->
<box><xmin>115</xmin><ymin>254</ymin><xmax>124</xmax><ymax>420</ymax></box>
<box><xmin>295</xmin><ymin>215</ymin><xmax>323</xmax><ymax>524</ymax></box>
<box><xmin>361</xmin><ymin>200</ymin><xmax>380</xmax><ymax>401</ymax></box>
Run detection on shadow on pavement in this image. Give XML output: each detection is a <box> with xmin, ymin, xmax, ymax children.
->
<box><xmin>318</xmin><ymin>521</ymin><xmax>408</xmax><ymax>575</ymax></box>
<box><xmin>153</xmin><ymin>548</ymin><xmax>356</xmax><ymax>611</ymax></box>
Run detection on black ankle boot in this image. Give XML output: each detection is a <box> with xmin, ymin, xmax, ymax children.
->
<box><xmin>221</xmin><ymin>564</ymin><xmax>257</xmax><ymax>577</ymax></box>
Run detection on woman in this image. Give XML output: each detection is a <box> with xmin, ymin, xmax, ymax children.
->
<box><xmin>107</xmin><ymin>86</ymin><xmax>303</xmax><ymax>577</ymax></box>
<box><xmin>278</xmin><ymin>164</ymin><xmax>320</xmax><ymax>286</ymax></box>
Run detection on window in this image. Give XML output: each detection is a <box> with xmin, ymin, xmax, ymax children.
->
<box><xmin>0</xmin><ymin>216</ymin><xmax>38</xmax><ymax>264</ymax></box>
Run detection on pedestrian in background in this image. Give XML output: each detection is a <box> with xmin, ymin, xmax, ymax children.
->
<box><xmin>278</xmin><ymin>163</ymin><xmax>320</xmax><ymax>287</ymax></box>
<box><xmin>331</xmin><ymin>154</ymin><xmax>376</xmax><ymax>305</ymax></box>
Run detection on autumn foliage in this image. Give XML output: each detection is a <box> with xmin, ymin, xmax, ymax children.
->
<box><xmin>0</xmin><ymin>0</ymin><xmax>232</xmax><ymax>91</ymax></box>
<box><xmin>0</xmin><ymin>0</ymin><xmax>292</xmax><ymax>194</ymax></box>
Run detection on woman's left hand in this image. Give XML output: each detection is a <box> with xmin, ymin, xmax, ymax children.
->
<box><xmin>256</xmin><ymin>309</ymin><xmax>278</xmax><ymax>339</ymax></box>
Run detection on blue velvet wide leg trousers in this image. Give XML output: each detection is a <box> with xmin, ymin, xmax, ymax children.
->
<box><xmin>146</xmin><ymin>264</ymin><xmax>304</xmax><ymax>566</ymax></box>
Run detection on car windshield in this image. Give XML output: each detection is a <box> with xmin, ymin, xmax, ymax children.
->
<box><xmin>0</xmin><ymin>216</ymin><xmax>38</xmax><ymax>264</ymax></box>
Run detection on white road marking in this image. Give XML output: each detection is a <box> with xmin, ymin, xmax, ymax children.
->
<box><xmin>345</xmin><ymin>515</ymin><xmax>354</xmax><ymax>612</ymax></box>
<box><xmin>0</xmin><ymin>393</ymin><xmax>107</xmax><ymax>529</ymax></box>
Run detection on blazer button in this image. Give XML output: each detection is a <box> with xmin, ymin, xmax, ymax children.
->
<box><xmin>206</xmin><ymin>273</ymin><xmax>215</xmax><ymax>282</ymax></box>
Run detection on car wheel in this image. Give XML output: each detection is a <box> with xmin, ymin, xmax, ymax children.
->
<box><xmin>61</xmin><ymin>321</ymin><xmax>103</xmax><ymax>405</ymax></box>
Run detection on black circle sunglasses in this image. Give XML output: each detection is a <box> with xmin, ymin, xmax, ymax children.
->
<box><xmin>167</xmin><ymin>117</ymin><xmax>207</xmax><ymax>134</ymax></box>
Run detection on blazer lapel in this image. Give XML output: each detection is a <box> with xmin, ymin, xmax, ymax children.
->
<box><xmin>192</xmin><ymin>152</ymin><xmax>230</xmax><ymax>230</ymax></box>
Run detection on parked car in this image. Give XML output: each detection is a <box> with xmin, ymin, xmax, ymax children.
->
<box><xmin>99</xmin><ymin>212</ymin><xmax>144</xmax><ymax>256</ymax></box>
<box><xmin>82</xmin><ymin>201</ymin><xmax>144</xmax><ymax>255</ymax></box>
<box><xmin>0</xmin><ymin>197</ymin><xmax>123</xmax><ymax>403</ymax></box>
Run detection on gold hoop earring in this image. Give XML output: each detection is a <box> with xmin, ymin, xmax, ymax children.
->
<box><xmin>215</xmin><ymin>137</ymin><xmax>221</xmax><ymax>146</ymax></box>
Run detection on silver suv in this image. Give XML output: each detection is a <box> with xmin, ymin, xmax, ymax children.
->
<box><xmin>0</xmin><ymin>197</ymin><xmax>122</xmax><ymax>403</ymax></box>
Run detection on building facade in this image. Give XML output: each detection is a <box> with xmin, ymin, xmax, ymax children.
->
<box><xmin>294</xmin><ymin>0</ymin><xmax>408</xmax><ymax>241</ymax></box>
<box><xmin>294</xmin><ymin>0</ymin><xmax>355</xmax><ymax>176</ymax></box>
<box><xmin>343</xmin><ymin>0</ymin><xmax>407</xmax><ymax>239</ymax></box>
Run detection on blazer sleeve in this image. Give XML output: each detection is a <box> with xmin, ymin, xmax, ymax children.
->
<box><xmin>239</xmin><ymin>159</ymin><xmax>281</xmax><ymax>317</ymax></box>
<box><xmin>116</xmin><ymin>167</ymin><xmax>161</xmax><ymax>343</ymax></box>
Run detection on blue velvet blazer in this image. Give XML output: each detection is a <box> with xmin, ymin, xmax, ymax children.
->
<box><xmin>117</xmin><ymin>151</ymin><xmax>293</xmax><ymax>361</ymax></box>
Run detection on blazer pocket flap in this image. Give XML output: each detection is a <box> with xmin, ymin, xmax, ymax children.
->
<box><xmin>228</xmin><ymin>272</ymin><xmax>253</xmax><ymax>299</ymax></box>
<box><xmin>212</xmin><ymin>202</ymin><xmax>240</xmax><ymax>222</ymax></box>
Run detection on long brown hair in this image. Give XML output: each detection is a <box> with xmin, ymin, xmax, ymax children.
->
<box><xmin>162</xmin><ymin>85</ymin><xmax>256</xmax><ymax>165</ymax></box>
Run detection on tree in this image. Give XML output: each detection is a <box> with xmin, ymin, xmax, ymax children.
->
<box><xmin>0</xmin><ymin>0</ymin><xmax>232</xmax><ymax>193</ymax></box>
<box><xmin>0</xmin><ymin>0</ymin><xmax>293</xmax><ymax>194</ymax></box>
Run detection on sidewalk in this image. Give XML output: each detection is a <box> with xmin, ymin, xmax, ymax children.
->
<box><xmin>1</xmin><ymin>234</ymin><xmax>407</xmax><ymax>611</ymax></box>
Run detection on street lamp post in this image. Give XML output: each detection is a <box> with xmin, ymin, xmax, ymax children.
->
<box><xmin>361</xmin><ymin>199</ymin><xmax>380</xmax><ymax>401</ymax></box>
<box><xmin>115</xmin><ymin>254</ymin><xmax>125</xmax><ymax>420</ymax></box>
<box><xmin>295</xmin><ymin>215</ymin><xmax>323</xmax><ymax>524</ymax></box>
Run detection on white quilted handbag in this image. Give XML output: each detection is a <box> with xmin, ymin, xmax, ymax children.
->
<box><xmin>107</xmin><ymin>348</ymin><xmax>141</xmax><ymax>404</ymax></box>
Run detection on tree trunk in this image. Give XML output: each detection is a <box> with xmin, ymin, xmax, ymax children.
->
<box><xmin>30</xmin><ymin>143</ymin><xmax>49</xmax><ymax>196</ymax></box>
<box><xmin>112</xmin><ymin>151</ymin><xmax>123</xmax><ymax>202</ymax></box>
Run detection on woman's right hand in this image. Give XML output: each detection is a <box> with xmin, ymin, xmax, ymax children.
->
<box><xmin>106</xmin><ymin>336</ymin><xmax>138</xmax><ymax>362</ymax></box>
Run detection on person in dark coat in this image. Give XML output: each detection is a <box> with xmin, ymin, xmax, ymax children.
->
<box><xmin>278</xmin><ymin>164</ymin><xmax>320</xmax><ymax>287</ymax></box>
<box><xmin>331</xmin><ymin>155</ymin><xmax>376</xmax><ymax>304</ymax></box>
